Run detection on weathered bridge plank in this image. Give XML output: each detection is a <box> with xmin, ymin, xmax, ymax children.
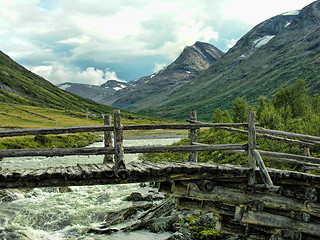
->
<box><xmin>1</xmin><ymin>161</ymin><xmax>320</xmax><ymax>190</ymax></box>
<box><xmin>0</xmin><ymin>161</ymin><xmax>252</xmax><ymax>188</ymax></box>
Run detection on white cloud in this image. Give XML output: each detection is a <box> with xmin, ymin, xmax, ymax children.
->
<box><xmin>153</xmin><ymin>63</ymin><xmax>167</xmax><ymax>73</ymax></box>
<box><xmin>222</xmin><ymin>0</ymin><xmax>315</xmax><ymax>24</ymax></box>
<box><xmin>27</xmin><ymin>63</ymin><xmax>123</xmax><ymax>85</ymax></box>
<box><xmin>29</xmin><ymin>64</ymin><xmax>123</xmax><ymax>85</ymax></box>
<box><xmin>30</xmin><ymin>65</ymin><xmax>53</xmax><ymax>79</ymax></box>
<box><xmin>225</xmin><ymin>39</ymin><xmax>238</xmax><ymax>49</ymax></box>
<box><xmin>104</xmin><ymin>68</ymin><xmax>123</xmax><ymax>81</ymax></box>
<box><xmin>57</xmin><ymin>35</ymin><xmax>90</xmax><ymax>45</ymax></box>
<box><xmin>76</xmin><ymin>67</ymin><xmax>104</xmax><ymax>85</ymax></box>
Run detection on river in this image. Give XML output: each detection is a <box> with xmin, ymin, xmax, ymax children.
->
<box><xmin>0</xmin><ymin>137</ymin><xmax>180</xmax><ymax>240</ymax></box>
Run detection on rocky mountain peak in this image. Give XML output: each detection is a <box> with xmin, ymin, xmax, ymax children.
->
<box><xmin>290</xmin><ymin>0</ymin><xmax>320</xmax><ymax>27</ymax></box>
<box><xmin>166</xmin><ymin>41</ymin><xmax>224</xmax><ymax>74</ymax></box>
<box><xmin>102</xmin><ymin>41</ymin><xmax>223</xmax><ymax>109</ymax></box>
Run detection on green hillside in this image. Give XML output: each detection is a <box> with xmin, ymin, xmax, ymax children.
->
<box><xmin>0</xmin><ymin>50</ymin><xmax>171</xmax><ymax>128</ymax></box>
<box><xmin>0</xmin><ymin>50</ymin><xmax>114</xmax><ymax>114</ymax></box>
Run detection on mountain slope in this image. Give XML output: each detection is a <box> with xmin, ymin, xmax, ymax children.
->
<box><xmin>141</xmin><ymin>1</ymin><xmax>320</xmax><ymax>121</ymax></box>
<box><xmin>102</xmin><ymin>41</ymin><xmax>223</xmax><ymax>110</ymax></box>
<box><xmin>0</xmin><ymin>50</ymin><xmax>113</xmax><ymax>114</ymax></box>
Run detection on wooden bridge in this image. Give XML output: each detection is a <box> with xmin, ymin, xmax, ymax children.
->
<box><xmin>1</xmin><ymin>110</ymin><xmax>320</xmax><ymax>239</ymax></box>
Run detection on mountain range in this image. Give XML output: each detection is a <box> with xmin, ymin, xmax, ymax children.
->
<box><xmin>57</xmin><ymin>41</ymin><xmax>223</xmax><ymax>110</ymax></box>
<box><xmin>57</xmin><ymin>0</ymin><xmax>320</xmax><ymax>121</ymax></box>
<box><xmin>1</xmin><ymin>0</ymin><xmax>320</xmax><ymax>122</ymax></box>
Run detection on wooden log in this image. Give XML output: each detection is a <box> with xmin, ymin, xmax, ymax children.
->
<box><xmin>103</xmin><ymin>114</ymin><xmax>113</xmax><ymax>163</ymax></box>
<box><xmin>240</xmin><ymin>210</ymin><xmax>320</xmax><ymax>237</ymax></box>
<box><xmin>0</xmin><ymin>123</ymin><xmax>249</xmax><ymax>138</ymax></box>
<box><xmin>77</xmin><ymin>164</ymin><xmax>93</xmax><ymax>179</ymax></box>
<box><xmin>259</xmin><ymin>150</ymin><xmax>320</xmax><ymax>165</ymax></box>
<box><xmin>257</xmin><ymin>133</ymin><xmax>315</xmax><ymax>147</ymax></box>
<box><xmin>179</xmin><ymin>182</ymin><xmax>320</xmax><ymax>218</ymax></box>
<box><xmin>256</xmin><ymin>127</ymin><xmax>320</xmax><ymax>144</ymax></box>
<box><xmin>89</xmin><ymin>164</ymin><xmax>103</xmax><ymax>178</ymax></box>
<box><xmin>213</xmin><ymin>126</ymin><xmax>315</xmax><ymax>147</ymax></box>
<box><xmin>0</xmin><ymin>147</ymin><xmax>114</xmax><ymax>158</ymax></box>
<box><xmin>252</xmin><ymin>149</ymin><xmax>274</xmax><ymax>187</ymax></box>
<box><xmin>248</xmin><ymin>111</ymin><xmax>257</xmax><ymax>185</ymax></box>
<box><xmin>186</xmin><ymin>120</ymin><xmax>249</xmax><ymax>128</ymax></box>
<box><xmin>65</xmin><ymin>166</ymin><xmax>80</xmax><ymax>179</ymax></box>
<box><xmin>0</xmin><ymin>144</ymin><xmax>248</xmax><ymax>158</ymax></box>
<box><xmin>0</xmin><ymin>125</ymin><xmax>113</xmax><ymax>138</ymax></box>
<box><xmin>113</xmin><ymin>110</ymin><xmax>129</xmax><ymax>179</ymax></box>
<box><xmin>123</xmin><ymin>123</ymin><xmax>247</xmax><ymax>130</ymax></box>
<box><xmin>188</xmin><ymin>110</ymin><xmax>198</xmax><ymax>162</ymax></box>
<box><xmin>124</xmin><ymin>144</ymin><xmax>248</xmax><ymax>153</ymax></box>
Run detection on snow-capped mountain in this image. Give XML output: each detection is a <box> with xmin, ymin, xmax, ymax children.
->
<box><xmin>57</xmin><ymin>80</ymin><xmax>129</xmax><ymax>102</ymax></box>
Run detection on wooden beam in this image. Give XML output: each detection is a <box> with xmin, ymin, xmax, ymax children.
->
<box><xmin>178</xmin><ymin>182</ymin><xmax>320</xmax><ymax>218</ymax></box>
<box><xmin>0</xmin><ymin>144</ymin><xmax>248</xmax><ymax>158</ymax></box>
<box><xmin>256</xmin><ymin>127</ymin><xmax>320</xmax><ymax>144</ymax></box>
<box><xmin>186</xmin><ymin>120</ymin><xmax>249</xmax><ymax>128</ymax></box>
<box><xmin>240</xmin><ymin>210</ymin><xmax>320</xmax><ymax>237</ymax></box>
<box><xmin>103</xmin><ymin>114</ymin><xmax>113</xmax><ymax>163</ymax></box>
<box><xmin>0</xmin><ymin>125</ymin><xmax>112</xmax><ymax>137</ymax></box>
<box><xmin>259</xmin><ymin>150</ymin><xmax>320</xmax><ymax>165</ymax></box>
<box><xmin>188</xmin><ymin>110</ymin><xmax>198</xmax><ymax>162</ymax></box>
<box><xmin>211</xmin><ymin>126</ymin><xmax>315</xmax><ymax>147</ymax></box>
<box><xmin>113</xmin><ymin>110</ymin><xmax>128</xmax><ymax>179</ymax></box>
<box><xmin>248</xmin><ymin>111</ymin><xmax>257</xmax><ymax>185</ymax></box>
<box><xmin>252</xmin><ymin>149</ymin><xmax>273</xmax><ymax>187</ymax></box>
<box><xmin>0</xmin><ymin>162</ymin><xmax>252</xmax><ymax>188</ymax></box>
<box><xmin>0</xmin><ymin>123</ymin><xmax>250</xmax><ymax>138</ymax></box>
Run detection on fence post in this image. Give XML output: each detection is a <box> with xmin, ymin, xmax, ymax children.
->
<box><xmin>248</xmin><ymin>111</ymin><xmax>257</xmax><ymax>185</ymax></box>
<box><xmin>113</xmin><ymin>110</ymin><xmax>128</xmax><ymax>179</ymax></box>
<box><xmin>189</xmin><ymin>110</ymin><xmax>198</xmax><ymax>162</ymax></box>
<box><xmin>103</xmin><ymin>114</ymin><xmax>113</xmax><ymax>163</ymax></box>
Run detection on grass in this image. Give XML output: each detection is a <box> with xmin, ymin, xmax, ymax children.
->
<box><xmin>0</xmin><ymin>102</ymin><xmax>179</xmax><ymax>150</ymax></box>
<box><xmin>0</xmin><ymin>133</ymin><xmax>102</xmax><ymax>150</ymax></box>
<box><xmin>0</xmin><ymin>103</ymin><xmax>172</xmax><ymax>129</ymax></box>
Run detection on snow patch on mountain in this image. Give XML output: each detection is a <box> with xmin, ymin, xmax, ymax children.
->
<box><xmin>254</xmin><ymin>35</ymin><xmax>275</xmax><ymax>48</ymax></box>
<box><xmin>282</xmin><ymin>10</ymin><xmax>300</xmax><ymax>16</ymax></box>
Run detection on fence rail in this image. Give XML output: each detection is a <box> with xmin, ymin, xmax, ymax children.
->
<box><xmin>0</xmin><ymin>123</ymin><xmax>249</xmax><ymax>138</ymax></box>
<box><xmin>1</xmin><ymin>110</ymin><xmax>320</xmax><ymax>182</ymax></box>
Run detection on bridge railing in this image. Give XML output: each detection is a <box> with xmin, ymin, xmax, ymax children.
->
<box><xmin>0</xmin><ymin>110</ymin><xmax>248</xmax><ymax>178</ymax></box>
<box><xmin>0</xmin><ymin>110</ymin><xmax>320</xmax><ymax>182</ymax></box>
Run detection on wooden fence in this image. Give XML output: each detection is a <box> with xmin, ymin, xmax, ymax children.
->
<box><xmin>0</xmin><ymin>110</ymin><xmax>320</xmax><ymax>183</ymax></box>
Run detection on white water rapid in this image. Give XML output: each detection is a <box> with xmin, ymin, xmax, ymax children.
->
<box><xmin>0</xmin><ymin>138</ymin><xmax>179</xmax><ymax>240</ymax></box>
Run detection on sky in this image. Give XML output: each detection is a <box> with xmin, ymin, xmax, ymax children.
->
<box><xmin>0</xmin><ymin>0</ymin><xmax>316</xmax><ymax>85</ymax></box>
